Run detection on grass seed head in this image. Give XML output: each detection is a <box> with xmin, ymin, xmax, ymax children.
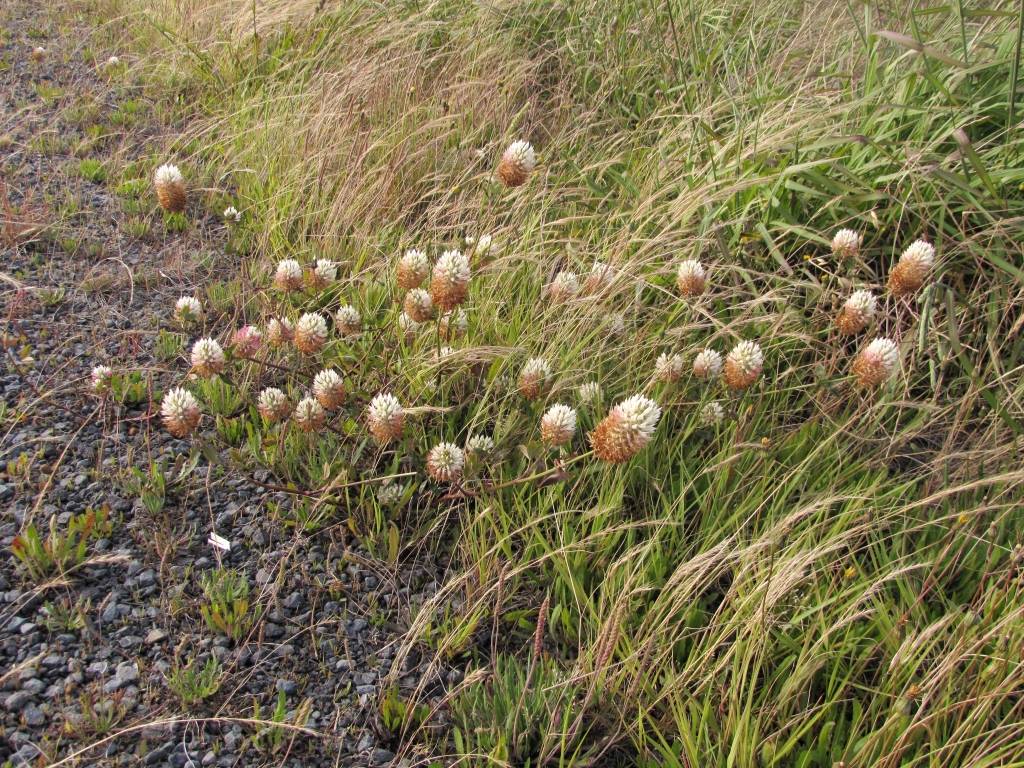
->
<box><xmin>294</xmin><ymin>312</ymin><xmax>328</xmax><ymax>354</ymax></box>
<box><xmin>676</xmin><ymin>259</ymin><xmax>706</xmax><ymax>296</ymax></box>
<box><xmin>724</xmin><ymin>341</ymin><xmax>763</xmax><ymax>391</ymax></box>
<box><xmin>836</xmin><ymin>290</ymin><xmax>877</xmax><ymax>335</ymax></box>
<box><xmin>888</xmin><ymin>239</ymin><xmax>934</xmax><ymax>297</ymax></box>
<box><xmin>162</xmin><ymin>387</ymin><xmax>201</xmax><ymax>437</ymax></box>
<box><xmin>430</xmin><ymin>250</ymin><xmax>470</xmax><ymax>312</ymax></box>
<box><xmin>274</xmin><ymin>259</ymin><xmax>304</xmax><ymax>292</ymax></box>
<box><xmin>497</xmin><ymin>140</ymin><xmax>536</xmax><ymax>188</ymax></box>
<box><xmin>335</xmin><ymin>305</ymin><xmax>361</xmax><ymax>336</ymax></box>
<box><xmin>154</xmin><ymin>164</ymin><xmax>186</xmax><ymax>214</ymax></box>
<box><xmin>294</xmin><ymin>396</ymin><xmax>326</xmax><ymax>433</ymax></box>
<box><xmin>518</xmin><ymin>357</ymin><xmax>552</xmax><ymax>400</ymax></box>
<box><xmin>266</xmin><ymin>317</ymin><xmax>294</xmax><ymax>346</ymax></box>
<box><xmin>541</xmin><ymin>403</ymin><xmax>577</xmax><ymax>446</ymax></box>
<box><xmin>590</xmin><ymin>395</ymin><xmax>662</xmax><ymax>463</ymax></box>
<box><xmin>257</xmin><ymin>387</ymin><xmax>290</xmax><ymax>422</ymax></box>
<box><xmin>397</xmin><ymin>248</ymin><xmax>429</xmax><ymax>290</ymax></box>
<box><xmin>853</xmin><ymin>337</ymin><xmax>899</xmax><ymax>387</ymax></box>
<box><xmin>368</xmin><ymin>393</ymin><xmax>405</xmax><ymax>443</ymax></box>
<box><xmin>190</xmin><ymin>338</ymin><xmax>225</xmax><ymax>377</ymax></box>
<box><xmin>313</xmin><ymin>369</ymin><xmax>347</xmax><ymax>410</ymax></box>
<box><xmin>831</xmin><ymin>229</ymin><xmax>861</xmax><ymax>260</ymax></box>
<box><xmin>404</xmin><ymin>288</ymin><xmax>434</xmax><ymax>323</ymax></box>
<box><xmin>427</xmin><ymin>442</ymin><xmax>466</xmax><ymax>482</ymax></box>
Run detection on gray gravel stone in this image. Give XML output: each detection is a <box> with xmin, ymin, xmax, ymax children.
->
<box><xmin>4</xmin><ymin>690</ymin><xmax>31</xmax><ymax>710</ymax></box>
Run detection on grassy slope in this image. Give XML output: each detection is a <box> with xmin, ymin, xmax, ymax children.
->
<box><xmin>85</xmin><ymin>0</ymin><xmax>1024</xmax><ymax>764</ymax></box>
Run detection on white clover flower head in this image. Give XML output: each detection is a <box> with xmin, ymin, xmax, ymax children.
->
<box><xmin>313</xmin><ymin>369</ymin><xmax>346</xmax><ymax>409</ymax></box>
<box><xmin>831</xmin><ymin>229</ymin><xmax>861</xmax><ymax>259</ymax></box>
<box><xmin>464</xmin><ymin>236</ymin><xmax>475</xmax><ymax>246</ymax></box>
<box><xmin>615</xmin><ymin>395</ymin><xmax>662</xmax><ymax>440</ymax></box>
<box><xmin>174</xmin><ymin>296</ymin><xmax>202</xmax><ymax>324</ymax></box>
<box><xmin>312</xmin><ymin>259</ymin><xmax>337</xmax><ymax>284</ymax></box>
<box><xmin>854</xmin><ymin>337</ymin><xmax>900</xmax><ymax>387</ymax></box>
<box><xmin>476</xmin><ymin>234</ymin><xmax>493</xmax><ymax>254</ymax></box>
<box><xmin>440</xmin><ymin>310</ymin><xmax>468</xmax><ymax>339</ymax></box>
<box><xmin>275</xmin><ymin>259</ymin><xmax>304</xmax><ymax>291</ymax></box>
<box><xmin>257</xmin><ymin>387</ymin><xmax>290</xmax><ymax>422</ymax></box>
<box><xmin>161</xmin><ymin>387</ymin><xmax>201</xmax><ymax>437</ymax></box>
<box><xmin>190</xmin><ymin>338</ymin><xmax>225</xmax><ymax>377</ymax></box>
<box><xmin>466</xmin><ymin>434</ymin><xmax>496</xmax><ymax>457</ymax></box>
<box><xmin>404</xmin><ymin>287</ymin><xmax>434</xmax><ymax>323</ymax></box>
<box><xmin>504</xmin><ymin>140</ymin><xmax>536</xmax><ymax>171</ymax></box>
<box><xmin>90</xmin><ymin>365</ymin><xmax>113</xmax><ymax>394</ymax></box>
<box><xmin>700</xmin><ymin>401</ymin><xmax>725</xmax><ymax>426</ymax></box>
<box><xmin>549</xmin><ymin>271</ymin><xmax>580</xmax><ymax>302</ymax></box>
<box><xmin>32</xmin><ymin>47</ymin><xmax>46</xmax><ymax>61</ymax></box>
<box><xmin>518</xmin><ymin>357</ymin><xmax>552</xmax><ymax>399</ymax></box>
<box><xmin>368</xmin><ymin>393</ymin><xmax>405</xmax><ymax>442</ymax></box>
<box><xmin>397</xmin><ymin>248</ymin><xmax>430</xmax><ymax>290</ymax></box>
<box><xmin>693</xmin><ymin>348</ymin><xmax>724</xmax><ymax>380</ymax></box>
<box><xmin>377</xmin><ymin>481</ymin><xmax>405</xmax><ymax>507</ymax></box>
<box><xmin>846</xmin><ymin>290</ymin><xmax>877</xmax><ymax>319</ymax></box>
<box><xmin>901</xmin><ymin>239</ymin><xmax>935</xmax><ymax>268</ymax></box>
<box><xmin>154</xmin><ymin>164</ymin><xmax>182</xmax><ymax>186</ymax></box>
<box><xmin>222</xmin><ymin>205</ymin><xmax>241</xmax><ymax>223</ymax></box>
<box><xmin>431</xmin><ymin>250</ymin><xmax>471</xmax><ymax>312</ymax></box>
<box><xmin>106</xmin><ymin>56</ymin><xmax>120</xmax><ymax>67</ymax></box>
<box><xmin>676</xmin><ymin>259</ymin><xmax>706</xmax><ymax>296</ymax></box>
<box><xmin>294</xmin><ymin>312</ymin><xmax>329</xmax><ymax>354</ymax></box>
<box><xmin>591</xmin><ymin>395</ymin><xmax>662</xmax><ymax>463</ymax></box>
<box><xmin>724</xmin><ymin>341</ymin><xmax>763</xmax><ymax>391</ymax></box>
<box><xmin>336</xmin><ymin>305</ymin><xmax>361</xmax><ymax>335</ymax></box>
<box><xmin>654</xmin><ymin>352</ymin><xmax>684</xmax><ymax>383</ymax></box>
<box><xmin>293</xmin><ymin>396</ymin><xmax>326</xmax><ymax>432</ymax></box>
<box><xmin>578</xmin><ymin>381</ymin><xmax>601</xmax><ymax>404</ymax></box>
<box><xmin>541</xmin><ymin>403</ymin><xmax>577</xmax><ymax>446</ymax></box>
<box><xmin>232</xmin><ymin>326</ymin><xmax>262</xmax><ymax>358</ymax></box>
<box><xmin>399</xmin><ymin>312</ymin><xmax>422</xmax><ymax>341</ymax></box>
<box><xmin>266</xmin><ymin>317</ymin><xmax>294</xmax><ymax>346</ymax></box>
<box><xmin>603</xmin><ymin>313</ymin><xmax>626</xmax><ymax>337</ymax></box>
<box><xmin>426</xmin><ymin>442</ymin><xmax>466</xmax><ymax>482</ymax></box>
<box><xmin>438</xmin><ymin>346</ymin><xmax>456</xmax><ymax>359</ymax></box>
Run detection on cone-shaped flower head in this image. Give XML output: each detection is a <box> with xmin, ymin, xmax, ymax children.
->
<box><xmin>518</xmin><ymin>358</ymin><xmax>552</xmax><ymax>400</ymax></box>
<box><xmin>266</xmin><ymin>317</ymin><xmax>294</xmax><ymax>346</ymax></box>
<box><xmin>377</xmin><ymin>482</ymin><xmax>404</xmax><ymax>507</ymax></box>
<box><xmin>294</xmin><ymin>396</ymin><xmax>326</xmax><ymax>433</ymax></box>
<box><xmin>336</xmin><ymin>305</ymin><xmax>361</xmax><ymax>336</ymax></box>
<box><xmin>836</xmin><ymin>290</ymin><xmax>877</xmax><ymax>335</ymax></box>
<box><xmin>603</xmin><ymin>313</ymin><xmax>626</xmax><ymax>337</ymax></box>
<box><xmin>426</xmin><ymin>442</ymin><xmax>465</xmax><ymax>482</ymax></box>
<box><xmin>162</xmin><ymin>388</ymin><xmax>200</xmax><ymax>437</ymax></box>
<box><xmin>497</xmin><ymin>140</ymin><xmax>536</xmax><ymax>188</ymax></box>
<box><xmin>232</xmin><ymin>326</ymin><xmax>262</xmax><ymax>358</ymax></box>
<box><xmin>308</xmin><ymin>259</ymin><xmax>337</xmax><ymax>289</ymax></box>
<box><xmin>466</xmin><ymin>434</ymin><xmax>496</xmax><ymax>457</ymax></box>
<box><xmin>404</xmin><ymin>288</ymin><xmax>434</xmax><ymax>323</ymax></box>
<box><xmin>257</xmin><ymin>387</ymin><xmax>290</xmax><ymax>422</ymax></box>
<box><xmin>174</xmin><ymin>296</ymin><xmax>202</xmax><ymax>325</ymax></box>
<box><xmin>549</xmin><ymin>271</ymin><xmax>579</xmax><ymax>303</ymax></box>
<box><xmin>475</xmin><ymin>234</ymin><xmax>493</xmax><ymax>255</ymax></box>
<box><xmin>91</xmin><ymin>365</ymin><xmax>113</xmax><ymax>395</ymax></box>
<box><xmin>439</xmin><ymin>310</ymin><xmax>468</xmax><ymax>340</ymax></box>
<box><xmin>578</xmin><ymin>381</ymin><xmax>601</xmax><ymax>405</ymax></box>
<box><xmin>676</xmin><ymin>259</ymin><xmax>706</xmax><ymax>297</ymax></box>
<box><xmin>888</xmin><ymin>240</ymin><xmax>934</xmax><ymax>297</ymax></box>
<box><xmin>585</xmin><ymin>261</ymin><xmax>615</xmax><ymax>295</ymax></box>
<box><xmin>275</xmin><ymin>259</ymin><xmax>304</xmax><ymax>292</ymax></box>
<box><xmin>724</xmin><ymin>341</ymin><xmax>763</xmax><ymax>391</ymax></box>
<box><xmin>541</xmin><ymin>403</ymin><xmax>577</xmax><ymax>446</ymax></box>
<box><xmin>852</xmin><ymin>337</ymin><xmax>899</xmax><ymax>387</ymax></box>
<box><xmin>692</xmin><ymin>348</ymin><xmax>723</xmax><ymax>380</ymax></box>
<box><xmin>654</xmin><ymin>353</ymin><xmax>684</xmax><ymax>384</ymax></box>
<box><xmin>398</xmin><ymin>312</ymin><xmax>422</xmax><ymax>342</ymax></box>
<box><xmin>294</xmin><ymin>312</ymin><xmax>328</xmax><ymax>354</ymax></box>
<box><xmin>154</xmin><ymin>164</ymin><xmax>186</xmax><ymax>214</ymax></box>
<box><xmin>397</xmin><ymin>248</ymin><xmax>429</xmax><ymax>290</ymax></box>
<box><xmin>367</xmin><ymin>393</ymin><xmax>405</xmax><ymax>443</ymax></box>
<box><xmin>430</xmin><ymin>250</ymin><xmax>470</xmax><ymax>312</ymax></box>
<box><xmin>313</xmin><ymin>369</ymin><xmax>346</xmax><ymax>410</ymax></box>
<box><xmin>700</xmin><ymin>401</ymin><xmax>725</xmax><ymax>426</ymax></box>
<box><xmin>590</xmin><ymin>395</ymin><xmax>661</xmax><ymax>463</ymax></box>
<box><xmin>831</xmin><ymin>229</ymin><xmax>861</xmax><ymax>260</ymax></box>
<box><xmin>223</xmin><ymin>206</ymin><xmax>240</xmax><ymax>223</ymax></box>
<box><xmin>190</xmin><ymin>338</ymin><xmax>225</xmax><ymax>377</ymax></box>
<box><xmin>31</xmin><ymin>47</ymin><xmax>46</xmax><ymax>62</ymax></box>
